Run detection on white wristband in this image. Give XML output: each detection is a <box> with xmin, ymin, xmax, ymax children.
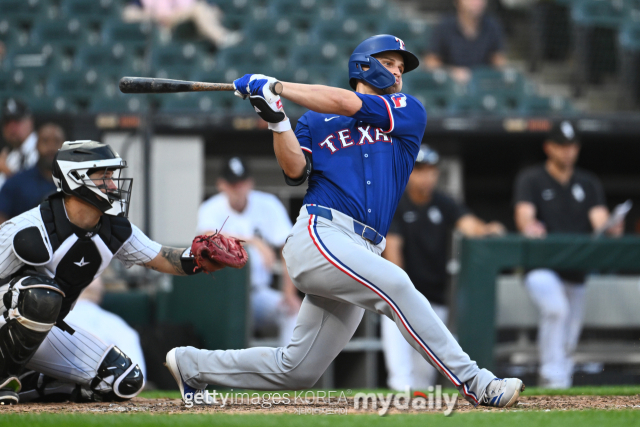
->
<box><xmin>268</xmin><ymin>118</ymin><xmax>291</xmax><ymax>133</ymax></box>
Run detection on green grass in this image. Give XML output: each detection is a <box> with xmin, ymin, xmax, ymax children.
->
<box><xmin>139</xmin><ymin>385</ymin><xmax>640</xmax><ymax>400</ymax></box>
<box><xmin>1</xmin><ymin>410</ymin><xmax>640</xmax><ymax>427</ymax></box>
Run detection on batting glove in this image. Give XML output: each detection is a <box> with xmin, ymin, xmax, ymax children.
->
<box><xmin>248</xmin><ymin>75</ymin><xmax>286</xmax><ymax>123</ymax></box>
<box><xmin>233</xmin><ymin>74</ymin><xmax>252</xmax><ymax>99</ymax></box>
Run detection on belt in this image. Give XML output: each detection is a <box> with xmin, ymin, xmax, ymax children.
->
<box><xmin>306</xmin><ymin>205</ymin><xmax>384</xmax><ymax>245</ymax></box>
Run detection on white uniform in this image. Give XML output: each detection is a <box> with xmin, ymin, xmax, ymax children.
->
<box><xmin>197</xmin><ymin>190</ymin><xmax>296</xmax><ymax>345</ymax></box>
<box><xmin>0</xmin><ymin>200</ymin><xmax>160</xmax><ymax>389</ymax></box>
<box><xmin>0</xmin><ymin>131</ymin><xmax>38</xmax><ymax>190</ymax></box>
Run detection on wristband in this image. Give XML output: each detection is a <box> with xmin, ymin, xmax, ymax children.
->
<box><xmin>180</xmin><ymin>247</ymin><xmax>201</xmax><ymax>275</ymax></box>
<box><xmin>268</xmin><ymin>118</ymin><xmax>292</xmax><ymax>133</ymax></box>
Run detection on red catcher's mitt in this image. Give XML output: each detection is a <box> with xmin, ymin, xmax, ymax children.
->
<box><xmin>191</xmin><ymin>233</ymin><xmax>248</xmax><ymax>273</ymax></box>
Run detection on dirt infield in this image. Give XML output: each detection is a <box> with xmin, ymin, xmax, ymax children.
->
<box><xmin>2</xmin><ymin>395</ymin><xmax>639</xmax><ymax>415</ymax></box>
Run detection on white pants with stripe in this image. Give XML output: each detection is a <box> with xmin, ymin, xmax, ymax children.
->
<box><xmin>381</xmin><ymin>304</ymin><xmax>449</xmax><ymax>391</ymax></box>
<box><xmin>525</xmin><ymin>269</ymin><xmax>586</xmax><ymax>388</ymax></box>
<box><xmin>0</xmin><ymin>284</ymin><xmax>112</xmax><ymax>388</ymax></box>
<box><xmin>175</xmin><ymin>206</ymin><xmax>494</xmax><ymax>404</ymax></box>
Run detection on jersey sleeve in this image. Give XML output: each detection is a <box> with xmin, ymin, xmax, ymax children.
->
<box><xmin>294</xmin><ymin>113</ymin><xmax>313</xmax><ymax>155</ymax></box>
<box><xmin>115</xmin><ymin>224</ymin><xmax>162</xmax><ymax>268</ymax></box>
<box><xmin>350</xmin><ymin>92</ymin><xmax>427</xmax><ymax>147</ymax></box>
<box><xmin>513</xmin><ymin>170</ymin><xmax>536</xmax><ymax>205</ymax></box>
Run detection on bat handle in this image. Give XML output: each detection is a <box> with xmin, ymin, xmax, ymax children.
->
<box><xmin>270</xmin><ymin>81</ymin><xmax>283</xmax><ymax>96</ymax></box>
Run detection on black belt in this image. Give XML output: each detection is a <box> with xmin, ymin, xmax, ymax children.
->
<box><xmin>306</xmin><ymin>205</ymin><xmax>384</xmax><ymax>245</ymax></box>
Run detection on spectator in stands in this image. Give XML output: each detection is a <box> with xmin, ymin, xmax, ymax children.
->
<box><xmin>0</xmin><ymin>98</ymin><xmax>38</xmax><ymax>189</ymax></box>
<box><xmin>123</xmin><ymin>0</ymin><xmax>242</xmax><ymax>49</ymax></box>
<box><xmin>197</xmin><ymin>157</ymin><xmax>300</xmax><ymax>346</ymax></box>
<box><xmin>425</xmin><ymin>0</ymin><xmax>506</xmax><ymax>84</ymax></box>
<box><xmin>513</xmin><ymin>120</ymin><xmax>623</xmax><ymax>389</ymax></box>
<box><xmin>382</xmin><ymin>145</ymin><xmax>505</xmax><ymax>391</ymax></box>
<box><xmin>0</xmin><ymin>123</ymin><xmax>64</xmax><ymax>223</ymax></box>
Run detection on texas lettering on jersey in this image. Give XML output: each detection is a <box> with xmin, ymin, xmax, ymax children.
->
<box><xmin>319</xmin><ymin>126</ymin><xmax>391</xmax><ymax>154</ymax></box>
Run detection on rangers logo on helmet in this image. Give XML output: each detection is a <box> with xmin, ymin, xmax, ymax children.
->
<box><xmin>395</xmin><ymin>37</ymin><xmax>406</xmax><ymax>50</ymax></box>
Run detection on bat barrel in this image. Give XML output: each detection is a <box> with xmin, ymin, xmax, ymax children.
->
<box><xmin>119</xmin><ymin>77</ymin><xmax>195</xmax><ymax>94</ymax></box>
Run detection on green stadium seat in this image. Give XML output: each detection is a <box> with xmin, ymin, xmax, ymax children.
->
<box><xmin>268</xmin><ymin>0</ymin><xmax>324</xmax><ymax>26</ymax></box>
<box><xmin>468</xmin><ymin>68</ymin><xmax>527</xmax><ymax>96</ymax></box>
<box><xmin>5</xmin><ymin>46</ymin><xmax>68</xmax><ymax>79</ymax></box>
<box><xmin>337</xmin><ymin>0</ymin><xmax>390</xmax><ymax>20</ymax></box>
<box><xmin>215</xmin><ymin>44</ymin><xmax>270</xmax><ymax>73</ymax></box>
<box><xmin>0</xmin><ymin>19</ymin><xmax>29</xmax><ymax>49</ymax></box>
<box><xmin>29</xmin><ymin>95</ymin><xmax>79</xmax><ymax>114</ymax></box>
<box><xmin>46</xmin><ymin>70</ymin><xmax>101</xmax><ymax>102</ymax></box>
<box><xmin>244</xmin><ymin>18</ymin><xmax>295</xmax><ymax>44</ymax></box>
<box><xmin>74</xmin><ymin>44</ymin><xmax>135</xmax><ymax>72</ymax></box>
<box><xmin>89</xmin><ymin>95</ymin><xmax>149</xmax><ymax>114</ymax></box>
<box><xmin>402</xmin><ymin>70</ymin><xmax>454</xmax><ymax>111</ymax></box>
<box><xmin>0</xmin><ymin>0</ymin><xmax>50</xmax><ymax>24</ymax></box>
<box><xmin>158</xmin><ymin>92</ymin><xmax>229</xmax><ymax>114</ymax></box>
<box><xmin>60</xmin><ymin>0</ymin><xmax>121</xmax><ymax>23</ymax></box>
<box><xmin>101</xmin><ymin>19</ymin><xmax>154</xmax><ymax>51</ymax></box>
<box><xmin>30</xmin><ymin>20</ymin><xmax>92</xmax><ymax>52</ymax></box>
<box><xmin>151</xmin><ymin>43</ymin><xmax>214</xmax><ymax>72</ymax></box>
<box><xmin>310</xmin><ymin>19</ymin><xmax>367</xmax><ymax>45</ymax></box>
<box><xmin>572</xmin><ymin>0</ymin><xmax>625</xmax><ymax>28</ymax></box>
<box><xmin>517</xmin><ymin>95</ymin><xmax>574</xmax><ymax>115</ymax></box>
<box><xmin>448</xmin><ymin>94</ymin><xmax>507</xmax><ymax>115</ymax></box>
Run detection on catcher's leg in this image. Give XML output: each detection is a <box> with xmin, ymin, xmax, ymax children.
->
<box><xmin>0</xmin><ymin>275</ymin><xmax>64</xmax><ymax>404</ymax></box>
<box><xmin>20</xmin><ymin>325</ymin><xmax>144</xmax><ymax>402</ymax></box>
<box><xmin>173</xmin><ymin>294</ymin><xmax>364</xmax><ymax>391</ymax></box>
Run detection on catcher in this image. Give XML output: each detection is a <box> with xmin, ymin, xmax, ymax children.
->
<box><xmin>0</xmin><ymin>140</ymin><xmax>246</xmax><ymax>405</ymax></box>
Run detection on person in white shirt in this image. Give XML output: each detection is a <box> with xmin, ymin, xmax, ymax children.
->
<box><xmin>0</xmin><ymin>98</ymin><xmax>38</xmax><ymax>189</ymax></box>
<box><xmin>197</xmin><ymin>157</ymin><xmax>300</xmax><ymax>345</ymax></box>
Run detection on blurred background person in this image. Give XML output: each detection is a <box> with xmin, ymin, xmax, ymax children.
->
<box><xmin>122</xmin><ymin>0</ymin><xmax>242</xmax><ymax>49</ymax></box>
<box><xmin>0</xmin><ymin>98</ymin><xmax>38</xmax><ymax>189</ymax></box>
<box><xmin>424</xmin><ymin>0</ymin><xmax>506</xmax><ymax>84</ymax></box>
<box><xmin>513</xmin><ymin>120</ymin><xmax>623</xmax><ymax>389</ymax></box>
<box><xmin>0</xmin><ymin>123</ymin><xmax>64</xmax><ymax>223</ymax></box>
<box><xmin>381</xmin><ymin>145</ymin><xmax>505</xmax><ymax>391</ymax></box>
<box><xmin>197</xmin><ymin>157</ymin><xmax>300</xmax><ymax>346</ymax></box>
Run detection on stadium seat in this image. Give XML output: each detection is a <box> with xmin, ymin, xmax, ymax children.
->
<box><xmin>618</xmin><ymin>20</ymin><xmax>640</xmax><ymax>107</ymax></box>
<box><xmin>46</xmin><ymin>70</ymin><xmax>101</xmax><ymax>103</ymax></box>
<box><xmin>267</xmin><ymin>0</ymin><xmax>334</xmax><ymax>27</ymax></box>
<box><xmin>379</xmin><ymin>20</ymin><xmax>433</xmax><ymax>54</ymax></box>
<box><xmin>0</xmin><ymin>0</ymin><xmax>50</xmax><ymax>24</ymax></box>
<box><xmin>157</xmin><ymin>92</ymin><xmax>229</xmax><ymax>114</ymax></box>
<box><xmin>74</xmin><ymin>44</ymin><xmax>134</xmax><ymax>72</ymax></box>
<box><xmin>310</xmin><ymin>19</ymin><xmax>367</xmax><ymax>46</ymax></box>
<box><xmin>468</xmin><ymin>68</ymin><xmax>527</xmax><ymax>96</ymax></box>
<box><xmin>448</xmin><ymin>94</ymin><xmax>507</xmax><ymax>115</ymax></box>
<box><xmin>402</xmin><ymin>70</ymin><xmax>454</xmax><ymax>111</ymax></box>
<box><xmin>29</xmin><ymin>95</ymin><xmax>79</xmax><ymax>114</ymax></box>
<box><xmin>101</xmin><ymin>19</ymin><xmax>154</xmax><ymax>51</ymax></box>
<box><xmin>517</xmin><ymin>95</ymin><xmax>574</xmax><ymax>115</ymax></box>
<box><xmin>30</xmin><ymin>20</ymin><xmax>92</xmax><ymax>52</ymax></box>
<box><xmin>5</xmin><ymin>46</ymin><xmax>68</xmax><ymax>77</ymax></box>
<box><xmin>0</xmin><ymin>19</ymin><xmax>29</xmax><ymax>49</ymax></box>
<box><xmin>572</xmin><ymin>0</ymin><xmax>626</xmax><ymax>91</ymax></box>
<box><xmin>60</xmin><ymin>0</ymin><xmax>121</xmax><ymax>23</ymax></box>
<box><xmin>89</xmin><ymin>95</ymin><xmax>149</xmax><ymax>114</ymax></box>
<box><xmin>244</xmin><ymin>18</ymin><xmax>294</xmax><ymax>45</ymax></box>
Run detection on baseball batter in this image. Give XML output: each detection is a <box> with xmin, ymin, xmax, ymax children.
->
<box><xmin>167</xmin><ymin>35</ymin><xmax>524</xmax><ymax>408</ymax></box>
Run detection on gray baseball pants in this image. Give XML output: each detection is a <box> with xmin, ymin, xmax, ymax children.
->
<box><xmin>175</xmin><ymin>206</ymin><xmax>494</xmax><ymax>404</ymax></box>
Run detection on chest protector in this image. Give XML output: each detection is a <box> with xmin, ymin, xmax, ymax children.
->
<box><xmin>38</xmin><ymin>194</ymin><xmax>132</xmax><ymax>320</ymax></box>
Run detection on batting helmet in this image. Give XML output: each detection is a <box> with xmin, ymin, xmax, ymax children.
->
<box><xmin>348</xmin><ymin>34</ymin><xmax>420</xmax><ymax>90</ymax></box>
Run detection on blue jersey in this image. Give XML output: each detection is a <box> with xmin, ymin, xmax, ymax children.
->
<box><xmin>295</xmin><ymin>92</ymin><xmax>427</xmax><ymax>236</ymax></box>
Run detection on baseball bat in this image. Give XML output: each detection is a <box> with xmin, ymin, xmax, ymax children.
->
<box><xmin>119</xmin><ymin>77</ymin><xmax>283</xmax><ymax>95</ymax></box>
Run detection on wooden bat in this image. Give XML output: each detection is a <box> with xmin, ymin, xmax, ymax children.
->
<box><xmin>119</xmin><ymin>77</ymin><xmax>283</xmax><ymax>95</ymax></box>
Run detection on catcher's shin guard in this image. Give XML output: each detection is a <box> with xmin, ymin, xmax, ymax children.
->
<box><xmin>0</xmin><ymin>275</ymin><xmax>64</xmax><ymax>379</ymax></box>
<box><xmin>90</xmin><ymin>346</ymin><xmax>144</xmax><ymax>401</ymax></box>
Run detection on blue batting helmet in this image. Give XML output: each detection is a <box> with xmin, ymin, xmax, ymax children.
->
<box><xmin>348</xmin><ymin>34</ymin><xmax>420</xmax><ymax>90</ymax></box>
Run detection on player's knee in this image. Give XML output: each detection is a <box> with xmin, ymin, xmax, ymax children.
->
<box><xmin>0</xmin><ymin>275</ymin><xmax>64</xmax><ymax>376</ymax></box>
<box><xmin>540</xmin><ymin>299</ymin><xmax>569</xmax><ymax>321</ymax></box>
<box><xmin>91</xmin><ymin>346</ymin><xmax>144</xmax><ymax>401</ymax></box>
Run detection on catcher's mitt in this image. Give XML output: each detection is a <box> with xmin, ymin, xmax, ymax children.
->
<box><xmin>190</xmin><ymin>232</ymin><xmax>248</xmax><ymax>273</ymax></box>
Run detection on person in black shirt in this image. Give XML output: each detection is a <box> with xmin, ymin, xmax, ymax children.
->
<box><xmin>382</xmin><ymin>145</ymin><xmax>505</xmax><ymax>391</ymax></box>
<box><xmin>513</xmin><ymin>120</ymin><xmax>622</xmax><ymax>389</ymax></box>
<box><xmin>425</xmin><ymin>0</ymin><xmax>506</xmax><ymax>84</ymax></box>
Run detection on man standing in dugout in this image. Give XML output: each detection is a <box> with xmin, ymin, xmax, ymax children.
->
<box><xmin>0</xmin><ymin>140</ymin><xmax>236</xmax><ymax>404</ymax></box>
<box><xmin>513</xmin><ymin>120</ymin><xmax>622</xmax><ymax>389</ymax></box>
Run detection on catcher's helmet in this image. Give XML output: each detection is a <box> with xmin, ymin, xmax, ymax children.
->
<box><xmin>348</xmin><ymin>34</ymin><xmax>420</xmax><ymax>90</ymax></box>
<box><xmin>52</xmin><ymin>140</ymin><xmax>133</xmax><ymax>217</ymax></box>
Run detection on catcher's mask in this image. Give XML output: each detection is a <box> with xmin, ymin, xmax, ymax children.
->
<box><xmin>52</xmin><ymin>140</ymin><xmax>133</xmax><ymax>217</ymax></box>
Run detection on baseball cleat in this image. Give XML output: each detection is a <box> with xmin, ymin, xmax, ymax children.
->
<box><xmin>0</xmin><ymin>376</ymin><xmax>21</xmax><ymax>405</ymax></box>
<box><xmin>165</xmin><ymin>348</ymin><xmax>211</xmax><ymax>405</ymax></box>
<box><xmin>480</xmin><ymin>378</ymin><xmax>525</xmax><ymax>408</ymax></box>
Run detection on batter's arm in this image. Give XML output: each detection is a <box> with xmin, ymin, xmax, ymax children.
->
<box><xmin>382</xmin><ymin>233</ymin><xmax>404</xmax><ymax>269</ymax></box>
<box><xmin>514</xmin><ymin>202</ymin><xmax>546</xmax><ymax>238</ymax></box>
<box><xmin>273</xmin><ymin>130</ymin><xmax>307</xmax><ymax>180</ymax></box>
<box><xmin>280</xmin><ymin>82</ymin><xmax>362</xmax><ymax>116</ymax></box>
